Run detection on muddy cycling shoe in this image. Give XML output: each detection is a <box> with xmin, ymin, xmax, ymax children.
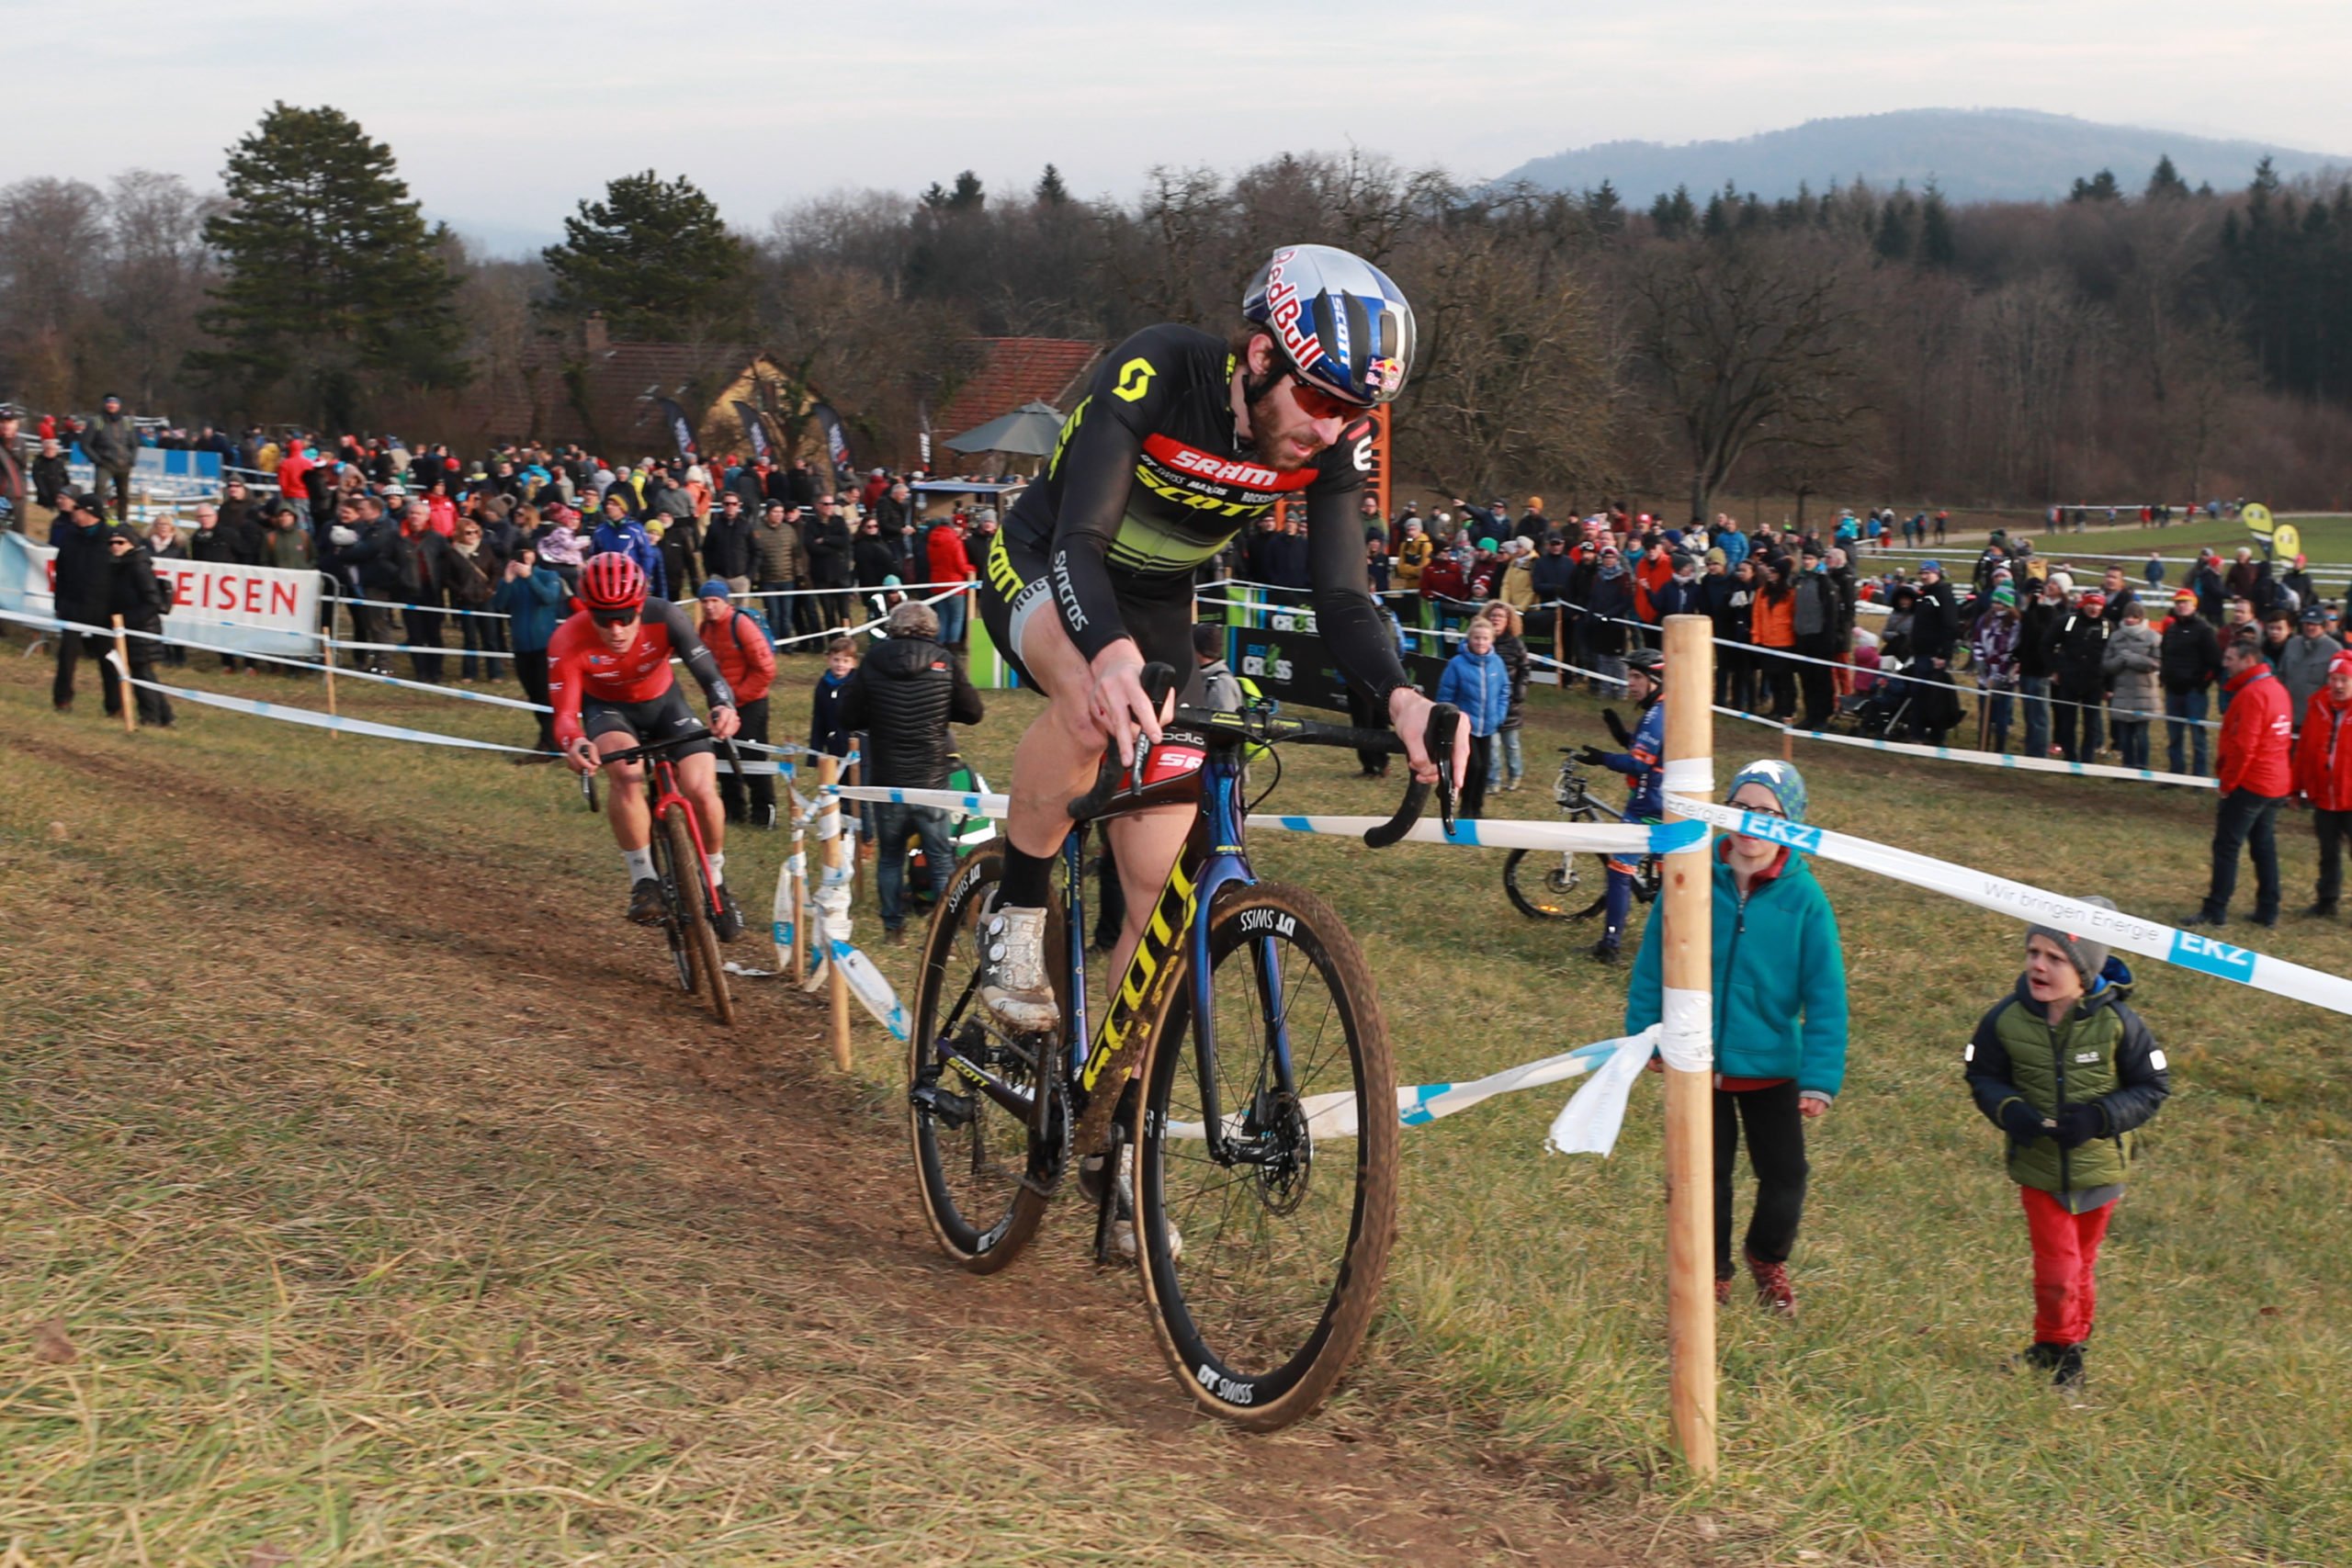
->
<box><xmin>626</xmin><ymin>877</ymin><xmax>664</xmax><ymax>926</ymax></box>
<box><xmin>978</xmin><ymin>907</ymin><xmax>1058</xmax><ymax>1033</ymax></box>
<box><xmin>712</xmin><ymin>886</ymin><xmax>745</xmax><ymax>942</ymax></box>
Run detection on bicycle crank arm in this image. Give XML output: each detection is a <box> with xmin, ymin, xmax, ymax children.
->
<box><xmin>926</xmin><ymin>1036</ymin><xmax>1036</xmax><ymax>1122</ymax></box>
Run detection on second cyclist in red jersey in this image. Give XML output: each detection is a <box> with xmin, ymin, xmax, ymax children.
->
<box><xmin>550</xmin><ymin>553</ymin><xmax>746</xmax><ymax>937</ymax></box>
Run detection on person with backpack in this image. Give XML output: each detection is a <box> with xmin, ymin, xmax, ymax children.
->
<box><xmin>696</xmin><ymin>581</ymin><xmax>779</xmax><ymax>828</ymax></box>
<box><xmin>837</xmin><ymin>600</ymin><xmax>986</xmax><ymax>941</ymax></box>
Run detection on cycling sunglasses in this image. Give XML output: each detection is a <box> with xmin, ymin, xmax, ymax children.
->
<box><xmin>589</xmin><ymin>607</ymin><xmax>641</xmax><ymax>627</ymax></box>
<box><xmin>1286</xmin><ymin>374</ymin><xmax>1363</xmax><ymax>423</ymax></box>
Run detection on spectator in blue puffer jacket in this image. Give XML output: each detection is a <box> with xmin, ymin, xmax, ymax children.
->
<box><xmin>492</xmin><ymin>543</ymin><xmax>570</xmax><ymax>755</ymax></box>
<box><xmin>1435</xmin><ymin>617</ymin><xmax>1510</xmax><ymax>818</ymax></box>
<box><xmin>588</xmin><ymin>490</ymin><xmax>667</xmax><ymax>602</ymax></box>
<box><xmin>1626</xmin><ymin>758</ymin><xmax>1849</xmax><ymax>1319</ymax></box>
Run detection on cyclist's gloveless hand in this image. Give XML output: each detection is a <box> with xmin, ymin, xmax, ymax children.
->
<box><xmin>707</xmin><ymin>704</ymin><xmax>741</xmax><ymax>741</ymax></box>
<box><xmin>564</xmin><ymin>737</ymin><xmax>600</xmax><ymax>775</ymax></box>
<box><xmin>1388</xmin><ymin>686</ymin><xmax>1471</xmax><ymax>787</ymax></box>
<box><xmin>1088</xmin><ymin>640</ymin><xmax>1166</xmax><ymax>761</ymax></box>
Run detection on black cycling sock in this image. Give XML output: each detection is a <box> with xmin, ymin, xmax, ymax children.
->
<box><xmin>1001</xmin><ymin>845</ymin><xmax>1054</xmax><ymax>908</ymax></box>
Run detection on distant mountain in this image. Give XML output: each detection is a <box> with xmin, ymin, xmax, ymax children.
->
<box><xmin>1496</xmin><ymin>108</ymin><xmax>2350</xmax><ymax>208</ymax></box>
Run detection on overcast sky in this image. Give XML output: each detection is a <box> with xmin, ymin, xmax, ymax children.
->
<box><xmin>16</xmin><ymin>0</ymin><xmax>2351</xmax><ymax>253</ymax></box>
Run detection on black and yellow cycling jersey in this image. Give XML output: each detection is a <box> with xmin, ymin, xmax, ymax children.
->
<box><xmin>992</xmin><ymin>322</ymin><xmax>1409</xmax><ymax>702</ymax></box>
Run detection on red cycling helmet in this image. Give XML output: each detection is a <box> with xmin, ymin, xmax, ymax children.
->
<box><xmin>581</xmin><ymin>552</ymin><xmax>648</xmax><ymax>612</ymax></box>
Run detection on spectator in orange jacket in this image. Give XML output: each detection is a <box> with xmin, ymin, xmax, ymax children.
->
<box><xmin>698</xmin><ymin>580</ymin><xmax>779</xmax><ymax>828</ymax></box>
<box><xmin>2292</xmin><ymin>650</ymin><xmax>2352</xmax><ymax>918</ymax></box>
<box><xmin>2186</xmin><ymin>631</ymin><xmax>2294</xmax><ymax>930</ymax></box>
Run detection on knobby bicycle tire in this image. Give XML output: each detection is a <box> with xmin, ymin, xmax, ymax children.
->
<box><xmin>1135</xmin><ymin>882</ymin><xmax>1397</xmax><ymax>1430</ymax></box>
<box><xmin>649</xmin><ymin>805</ymin><xmax>697</xmax><ymax>994</ymax></box>
<box><xmin>1502</xmin><ymin>806</ymin><xmax>1608</xmax><ymax>921</ymax></box>
<box><xmin>907</xmin><ymin>851</ymin><xmax>1059</xmax><ymax>1273</ymax></box>
<box><xmin>664</xmin><ymin>807</ymin><xmax>734</xmax><ymax>1026</ymax></box>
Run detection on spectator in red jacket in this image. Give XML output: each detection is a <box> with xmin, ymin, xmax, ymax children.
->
<box><xmin>924</xmin><ymin>513</ymin><xmax>975</xmax><ymax>649</ymax></box>
<box><xmin>2186</xmin><ymin>631</ymin><xmax>2294</xmax><ymax>930</ymax></box>
<box><xmin>276</xmin><ymin>440</ymin><xmax>314</xmax><ymax>528</ymax></box>
<box><xmin>697</xmin><ymin>580</ymin><xmax>778</xmax><ymax>828</ymax></box>
<box><xmin>2292</xmin><ymin>650</ymin><xmax>2352</xmax><ymax>919</ymax></box>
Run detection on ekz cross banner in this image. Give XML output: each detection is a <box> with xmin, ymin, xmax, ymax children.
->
<box><xmin>1</xmin><ymin>532</ymin><xmax>323</xmax><ymax>659</ymax></box>
<box><xmin>1225</xmin><ymin>605</ymin><xmax>1446</xmax><ymax>716</ymax></box>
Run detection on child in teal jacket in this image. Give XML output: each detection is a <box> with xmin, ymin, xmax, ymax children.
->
<box><xmin>1625</xmin><ymin>759</ymin><xmax>1849</xmax><ymax>1315</ymax></box>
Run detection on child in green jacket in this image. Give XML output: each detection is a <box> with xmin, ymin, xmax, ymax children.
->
<box><xmin>1963</xmin><ymin>900</ymin><xmax>2170</xmax><ymax>1394</ymax></box>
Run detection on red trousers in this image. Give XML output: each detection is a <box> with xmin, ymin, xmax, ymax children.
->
<box><xmin>2022</xmin><ymin>1186</ymin><xmax>2116</xmax><ymax>1346</ymax></box>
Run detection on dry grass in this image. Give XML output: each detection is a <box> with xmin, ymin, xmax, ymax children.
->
<box><xmin>0</xmin><ymin>644</ymin><xmax>1673</xmax><ymax>1567</ymax></box>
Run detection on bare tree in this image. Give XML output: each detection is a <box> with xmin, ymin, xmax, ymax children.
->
<box><xmin>1624</xmin><ymin>231</ymin><xmax>1873</xmax><ymax>522</ymax></box>
<box><xmin>1397</xmin><ymin>222</ymin><xmax>1620</xmax><ymax>501</ymax></box>
<box><xmin>0</xmin><ymin>176</ymin><xmax>110</xmax><ymax>407</ymax></box>
<box><xmin>101</xmin><ymin>170</ymin><xmax>221</xmax><ymax>409</ymax></box>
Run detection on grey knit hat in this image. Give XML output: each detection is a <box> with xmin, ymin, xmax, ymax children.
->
<box><xmin>2025</xmin><ymin>895</ymin><xmax>2116</xmax><ymax>987</ymax></box>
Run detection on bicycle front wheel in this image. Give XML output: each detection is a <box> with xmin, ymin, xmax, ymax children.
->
<box><xmin>1136</xmin><ymin>882</ymin><xmax>1396</xmax><ymax>1429</ymax></box>
<box><xmin>663</xmin><ymin>807</ymin><xmax>733</xmax><ymax>1026</ymax></box>
<box><xmin>649</xmin><ymin>807</ymin><xmax>697</xmax><ymax>995</ymax></box>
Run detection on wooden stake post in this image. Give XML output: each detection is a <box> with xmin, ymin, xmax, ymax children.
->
<box><xmin>1660</xmin><ymin>615</ymin><xmax>1718</xmax><ymax>1479</ymax></box>
<box><xmin>815</xmin><ymin>753</ymin><xmax>852</xmax><ymax>1071</ymax></box>
<box><xmin>321</xmin><ymin>582</ymin><xmax>340</xmax><ymax>735</ymax></box>
<box><xmin>109</xmin><ymin>615</ymin><xmax>137</xmax><ymax>734</ymax></box>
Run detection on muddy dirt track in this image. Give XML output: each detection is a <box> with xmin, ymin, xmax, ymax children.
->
<box><xmin>4</xmin><ymin>713</ymin><xmax>1696</xmax><ymax>1568</ymax></box>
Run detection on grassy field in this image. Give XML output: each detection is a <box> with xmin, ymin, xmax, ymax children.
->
<box><xmin>4</xmin><ymin>635</ymin><xmax>2348</xmax><ymax>1566</ymax></box>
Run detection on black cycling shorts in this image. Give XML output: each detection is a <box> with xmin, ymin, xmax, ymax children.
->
<box><xmin>582</xmin><ymin>683</ymin><xmax>712</xmax><ymax>759</ymax></box>
<box><xmin>976</xmin><ymin>528</ymin><xmax>1204</xmax><ymax>703</ymax></box>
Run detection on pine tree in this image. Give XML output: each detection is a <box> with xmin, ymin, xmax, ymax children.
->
<box><xmin>1917</xmin><ymin>183</ymin><xmax>1957</xmax><ymax>267</ymax></box>
<box><xmin>1701</xmin><ymin>183</ymin><xmax>1733</xmax><ymax>239</ymax></box>
<box><xmin>1584</xmin><ymin>179</ymin><xmax>1624</xmax><ymax>235</ymax></box>
<box><xmin>2145</xmin><ymin>154</ymin><xmax>2190</xmax><ymax>201</ymax></box>
<box><xmin>1872</xmin><ymin>192</ymin><xmax>1915</xmax><ymax>263</ymax></box>
<box><xmin>921</xmin><ymin>171</ymin><xmax>986</xmax><ymax>213</ymax></box>
<box><xmin>193</xmin><ymin>101</ymin><xmax>464</xmax><ymax>428</ymax></box>
<box><xmin>543</xmin><ymin>172</ymin><xmax>751</xmax><ymax>340</ymax></box>
<box><xmin>2067</xmin><ymin>168</ymin><xmax>2122</xmax><ymax>203</ymax></box>
<box><xmin>1035</xmin><ymin>164</ymin><xmax>1069</xmax><ymax>206</ymax></box>
<box><xmin>1650</xmin><ymin>184</ymin><xmax>1697</xmax><ymax>240</ymax></box>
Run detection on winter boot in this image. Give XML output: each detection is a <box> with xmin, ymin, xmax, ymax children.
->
<box><xmin>1746</xmin><ymin>1250</ymin><xmax>1795</xmax><ymax>1317</ymax></box>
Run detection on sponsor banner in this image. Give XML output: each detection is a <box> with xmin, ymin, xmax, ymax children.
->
<box><xmin>66</xmin><ymin>446</ymin><xmax>223</xmax><ymax>502</ymax></box>
<box><xmin>1670</xmin><ymin>794</ymin><xmax>2352</xmax><ymax>1018</ymax></box>
<box><xmin>2</xmin><ymin>531</ymin><xmax>321</xmax><ymax>657</ymax></box>
<box><xmin>1223</xmin><ymin>609</ymin><xmax>1444</xmax><ymax>716</ymax></box>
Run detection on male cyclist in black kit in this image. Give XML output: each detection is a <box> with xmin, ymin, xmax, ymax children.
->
<box><xmin>976</xmin><ymin>243</ymin><xmax>1468</xmax><ymax>1032</ymax></box>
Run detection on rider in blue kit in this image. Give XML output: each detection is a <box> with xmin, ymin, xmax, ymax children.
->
<box><xmin>1577</xmin><ymin>644</ymin><xmax>1667</xmax><ymax>962</ymax></box>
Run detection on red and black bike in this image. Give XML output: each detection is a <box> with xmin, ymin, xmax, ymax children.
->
<box><xmin>582</xmin><ymin>728</ymin><xmax>742</xmax><ymax>1024</ymax></box>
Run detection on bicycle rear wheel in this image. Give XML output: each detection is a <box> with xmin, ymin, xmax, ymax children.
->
<box><xmin>663</xmin><ymin>807</ymin><xmax>734</xmax><ymax>1025</ymax></box>
<box><xmin>907</xmin><ymin>851</ymin><xmax>1062</xmax><ymax>1272</ymax></box>
<box><xmin>1136</xmin><ymin>882</ymin><xmax>1396</xmax><ymax>1429</ymax></box>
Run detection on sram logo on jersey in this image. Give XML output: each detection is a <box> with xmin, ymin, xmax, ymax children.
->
<box><xmin>1141</xmin><ymin>434</ymin><xmax>1314</xmax><ymax>495</ymax></box>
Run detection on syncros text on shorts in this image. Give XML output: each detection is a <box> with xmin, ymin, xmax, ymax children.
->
<box><xmin>975</xmin><ymin>527</ymin><xmax>1203</xmax><ymax>703</ymax></box>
